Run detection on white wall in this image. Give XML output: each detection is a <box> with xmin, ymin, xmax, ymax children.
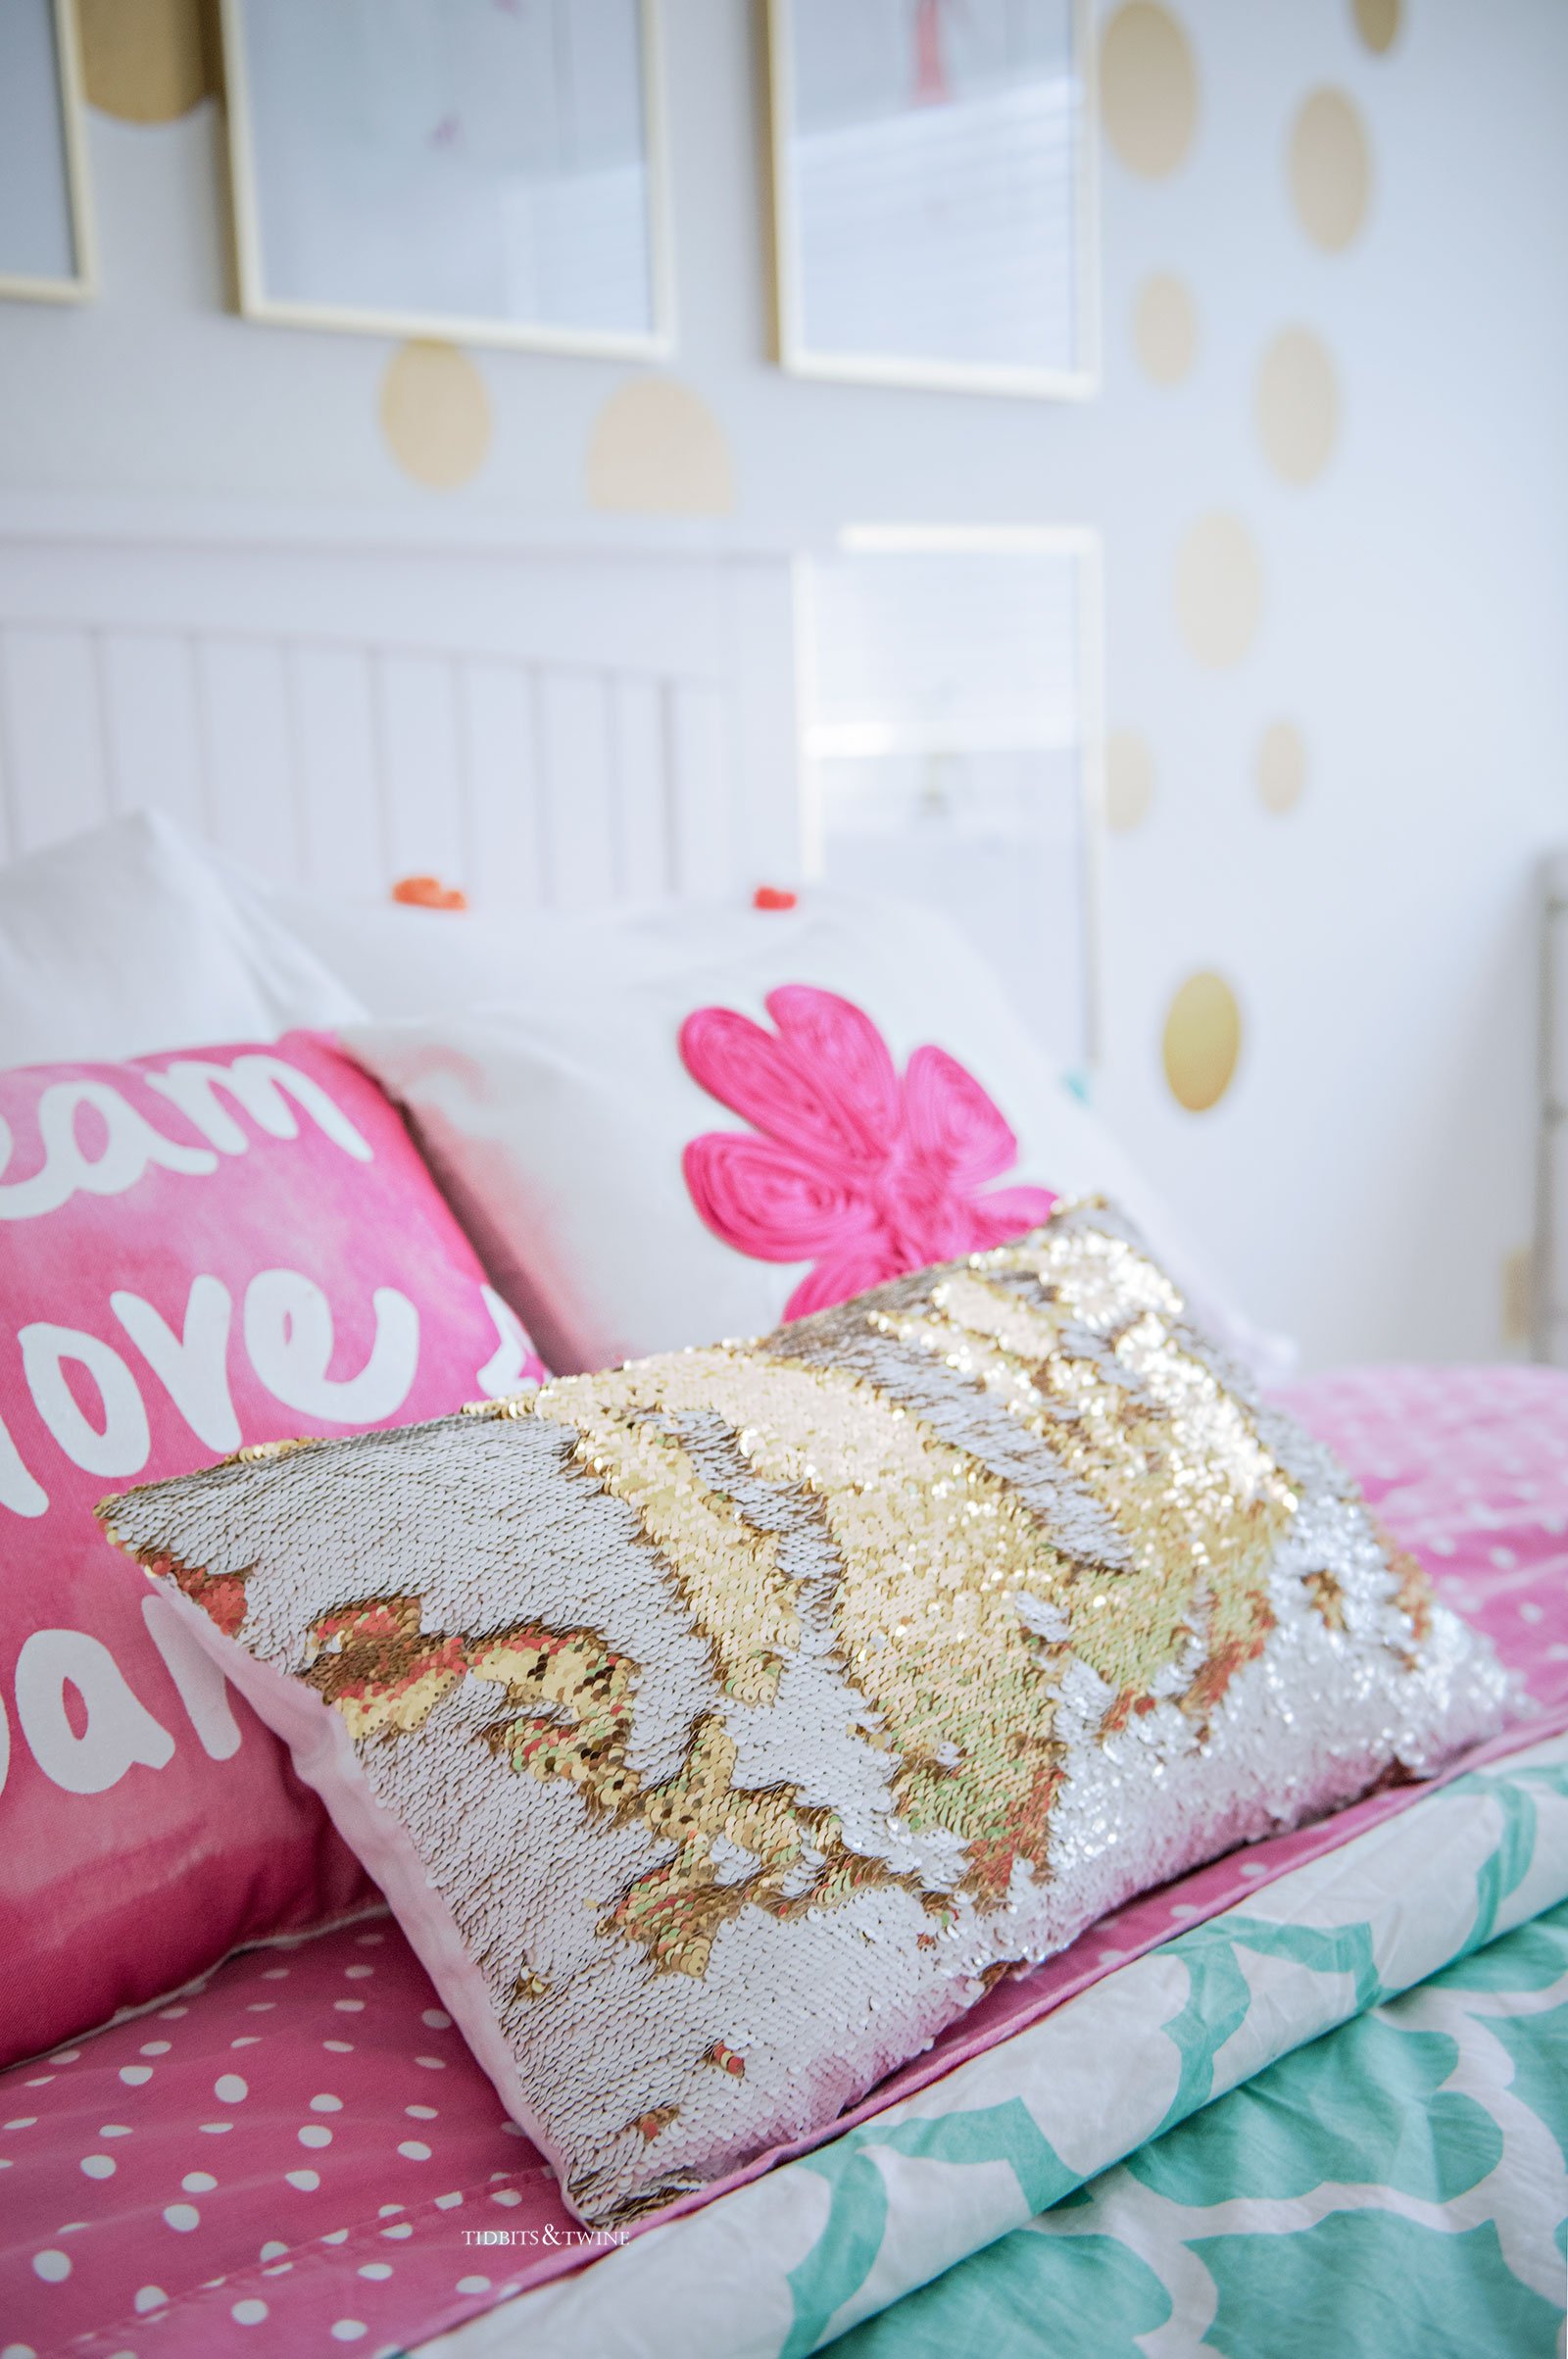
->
<box><xmin>1</xmin><ymin>0</ymin><xmax>1565</xmax><ymax>1369</ymax></box>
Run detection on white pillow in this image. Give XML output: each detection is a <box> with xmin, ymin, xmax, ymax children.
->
<box><xmin>343</xmin><ymin>889</ymin><xmax>1286</xmax><ymax>1377</ymax></box>
<box><xmin>0</xmin><ymin>812</ymin><xmax>364</xmax><ymax>1068</ymax></box>
<box><xmin>221</xmin><ymin>871</ymin><xmax>546</xmax><ymax>1022</ymax></box>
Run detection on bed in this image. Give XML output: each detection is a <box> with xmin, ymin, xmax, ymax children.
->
<box><xmin>1</xmin><ymin>511</ymin><xmax>1563</xmax><ymax>2359</ymax></box>
<box><xmin>5</xmin><ymin>1366</ymin><xmax>1564</xmax><ymax>2356</ymax></box>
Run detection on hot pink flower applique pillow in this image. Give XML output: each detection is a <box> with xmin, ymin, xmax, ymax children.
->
<box><xmin>0</xmin><ymin>1028</ymin><xmax>542</xmax><ymax>2066</ymax></box>
<box><xmin>680</xmin><ymin>985</ymin><xmax>1056</xmax><ymax>1317</ymax></box>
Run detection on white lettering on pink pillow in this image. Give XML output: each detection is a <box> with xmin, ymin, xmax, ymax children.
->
<box><xmin>0</xmin><ymin>1029</ymin><xmax>544</xmax><ymax>2067</ymax></box>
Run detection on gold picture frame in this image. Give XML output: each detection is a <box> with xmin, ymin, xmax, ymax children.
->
<box><xmin>0</xmin><ymin>0</ymin><xmax>98</xmax><ymax>305</ymax></box>
<box><xmin>219</xmin><ymin>0</ymin><xmax>675</xmax><ymax>358</ymax></box>
<box><xmin>765</xmin><ymin>0</ymin><xmax>1098</xmax><ymax>401</ymax></box>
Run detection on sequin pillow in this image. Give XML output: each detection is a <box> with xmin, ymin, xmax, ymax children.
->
<box><xmin>0</xmin><ymin>1029</ymin><xmax>543</xmax><ymax>2068</ymax></box>
<box><xmin>100</xmin><ymin>1204</ymin><xmax>1510</xmax><ymax>2226</ymax></box>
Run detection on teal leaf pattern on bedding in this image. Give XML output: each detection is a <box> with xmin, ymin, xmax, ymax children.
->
<box><xmin>781</xmin><ymin>2102</ymin><xmax>1074</xmax><ymax>2359</ymax></box>
<box><xmin>832</xmin><ymin>1894</ymin><xmax>1568</xmax><ymax>2358</ymax></box>
<box><xmin>1194</xmin><ymin>2215</ymin><xmax>1563</xmax><ymax>2359</ymax></box>
<box><xmin>1130</xmin><ymin>2013</ymin><xmax>1503</xmax><ymax>2206</ymax></box>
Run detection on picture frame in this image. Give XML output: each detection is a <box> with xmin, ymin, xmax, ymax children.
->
<box><xmin>766</xmin><ymin>0</ymin><xmax>1098</xmax><ymax>400</ymax></box>
<box><xmin>800</xmin><ymin>522</ymin><xmax>1104</xmax><ymax>1068</ymax></box>
<box><xmin>219</xmin><ymin>0</ymin><xmax>674</xmax><ymax>358</ymax></box>
<box><xmin>0</xmin><ymin>0</ymin><xmax>97</xmax><ymax>305</ymax></box>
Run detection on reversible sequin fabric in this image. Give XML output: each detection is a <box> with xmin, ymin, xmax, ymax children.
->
<box><xmin>99</xmin><ymin>1204</ymin><xmax>1515</xmax><ymax>2227</ymax></box>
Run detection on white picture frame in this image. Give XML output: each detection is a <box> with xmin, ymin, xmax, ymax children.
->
<box><xmin>767</xmin><ymin>0</ymin><xmax>1098</xmax><ymax>401</ymax></box>
<box><xmin>0</xmin><ymin>0</ymin><xmax>97</xmax><ymax>305</ymax></box>
<box><xmin>220</xmin><ymin>0</ymin><xmax>675</xmax><ymax>358</ymax></box>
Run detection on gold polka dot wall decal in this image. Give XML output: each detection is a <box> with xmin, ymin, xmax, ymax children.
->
<box><xmin>1352</xmin><ymin>0</ymin><xmax>1401</xmax><ymax>55</ymax></box>
<box><xmin>1133</xmin><ymin>274</ymin><xmax>1199</xmax><ymax>386</ymax></box>
<box><xmin>1101</xmin><ymin>4</ymin><xmax>1199</xmax><ymax>179</ymax></box>
<box><xmin>1256</xmin><ymin>721</ymin><xmax>1307</xmax><ymax>813</ymax></box>
<box><xmin>585</xmin><ymin>376</ymin><xmax>736</xmax><ymax>515</ymax></box>
<box><xmin>1289</xmin><ymin>89</ymin><xmax>1372</xmax><ymax>252</ymax></box>
<box><xmin>1162</xmin><ymin>972</ymin><xmax>1242</xmax><ymax>1111</ymax></box>
<box><xmin>1172</xmin><ymin>513</ymin><xmax>1263</xmax><ymax>667</ymax></box>
<box><xmin>379</xmin><ymin>342</ymin><xmax>493</xmax><ymax>490</ymax></box>
<box><xmin>79</xmin><ymin>0</ymin><xmax>212</xmax><ymax>123</ymax></box>
<box><xmin>1105</xmin><ymin>732</ymin><xmax>1155</xmax><ymax>832</ymax></box>
<box><xmin>1256</xmin><ymin>327</ymin><xmax>1340</xmax><ymax>484</ymax></box>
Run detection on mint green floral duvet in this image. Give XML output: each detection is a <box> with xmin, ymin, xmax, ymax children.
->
<box><xmin>836</xmin><ymin>1893</ymin><xmax>1568</xmax><ymax>2357</ymax></box>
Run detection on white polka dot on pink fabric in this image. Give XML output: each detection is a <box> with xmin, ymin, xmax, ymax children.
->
<box><xmin>311</xmin><ymin>2093</ymin><xmax>344</xmax><ymax>2112</ymax></box>
<box><xmin>119</xmin><ymin>2066</ymin><xmax>152</xmax><ymax>2087</ymax></box>
<box><xmin>133</xmin><ymin>2285</ymin><xmax>168</xmax><ymax>2312</ymax></box>
<box><xmin>456</xmin><ymin>2275</ymin><xmax>491</xmax><ymax>2294</ymax></box>
<box><xmin>182</xmin><ymin>2172</ymin><xmax>218</xmax><ymax>2193</ymax></box>
<box><xmin>232</xmin><ymin>2299</ymin><xmax>269</xmax><ymax>2325</ymax></box>
<box><xmin>344</xmin><ymin>1965</ymin><xmax>375</xmax><ymax>1980</ymax></box>
<box><xmin>398</xmin><ymin>2140</ymin><xmax>432</xmax><ymax>2161</ymax></box>
<box><xmin>299</xmin><ymin>2126</ymin><xmax>333</xmax><ymax>2149</ymax></box>
<box><xmin>80</xmin><ymin>2154</ymin><xmax>116</xmax><ymax>2179</ymax></box>
<box><xmin>214</xmin><ymin>2075</ymin><xmax>249</xmax><ymax>2103</ymax></box>
<box><xmin>285</xmin><ymin>2169</ymin><xmax>320</xmax><ymax>2191</ymax></box>
<box><xmin>358</xmin><ymin>2262</ymin><xmax>393</xmax><ymax>2281</ymax></box>
<box><xmin>330</xmin><ymin>2322</ymin><xmax>367</xmax><ymax>2341</ymax></box>
<box><xmin>421</xmin><ymin>2010</ymin><xmax>452</xmax><ymax>2030</ymax></box>
<box><xmin>31</xmin><ymin>2250</ymin><xmax>71</xmax><ymax>2283</ymax></box>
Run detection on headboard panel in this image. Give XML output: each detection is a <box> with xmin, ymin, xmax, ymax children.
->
<box><xmin>0</xmin><ymin>514</ymin><xmax>802</xmax><ymax>912</ymax></box>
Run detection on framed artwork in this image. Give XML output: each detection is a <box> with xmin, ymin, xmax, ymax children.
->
<box><xmin>767</xmin><ymin>0</ymin><xmax>1097</xmax><ymax>399</ymax></box>
<box><xmin>800</xmin><ymin>523</ymin><xmax>1103</xmax><ymax>1068</ymax></box>
<box><xmin>220</xmin><ymin>0</ymin><xmax>673</xmax><ymax>356</ymax></box>
<box><xmin>0</xmin><ymin>0</ymin><xmax>97</xmax><ymax>304</ymax></box>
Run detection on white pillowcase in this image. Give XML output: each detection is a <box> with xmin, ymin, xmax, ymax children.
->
<box><xmin>222</xmin><ymin>871</ymin><xmax>546</xmax><ymax>1023</ymax></box>
<box><xmin>344</xmin><ymin>890</ymin><xmax>1286</xmax><ymax>1378</ymax></box>
<box><xmin>0</xmin><ymin>812</ymin><xmax>364</xmax><ymax>1068</ymax></box>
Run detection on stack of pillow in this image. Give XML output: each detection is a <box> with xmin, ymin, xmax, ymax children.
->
<box><xmin>0</xmin><ymin>812</ymin><xmax>1511</xmax><ymax>2223</ymax></box>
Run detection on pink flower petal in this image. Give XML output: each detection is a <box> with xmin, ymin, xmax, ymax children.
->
<box><xmin>682</xmin><ymin>1134</ymin><xmax>876</xmax><ymax>1263</ymax></box>
<box><xmin>763</xmin><ymin>987</ymin><xmax>901</xmax><ymax>1157</ymax></box>
<box><xmin>782</xmin><ymin>1238</ymin><xmax>910</xmax><ymax>1321</ymax></box>
<box><xmin>958</xmin><ymin>1186</ymin><xmax>1058</xmax><ymax>1252</ymax></box>
<box><xmin>903</xmin><ymin>1045</ymin><xmax>1021</xmax><ymax>1190</ymax></box>
<box><xmin>679</xmin><ymin>1002</ymin><xmax>887</xmax><ymax>1174</ymax></box>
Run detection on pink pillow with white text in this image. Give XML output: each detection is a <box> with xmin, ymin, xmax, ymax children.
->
<box><xmin>0</xmin><ymin>1029</ymin><xmax>542</xmax><ymax>2065</ymax></box>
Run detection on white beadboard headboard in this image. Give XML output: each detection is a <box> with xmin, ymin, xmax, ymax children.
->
<box><xmin>0</xmin><ymin>500</ymin><xmax>804</xmax><ymax>912</ymax></box>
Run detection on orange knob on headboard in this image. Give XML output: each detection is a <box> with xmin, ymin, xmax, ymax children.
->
<box><xmin>392</xmin><ymin>875</ymin><xmax>468</xmax><ymax>911</ymax></box>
